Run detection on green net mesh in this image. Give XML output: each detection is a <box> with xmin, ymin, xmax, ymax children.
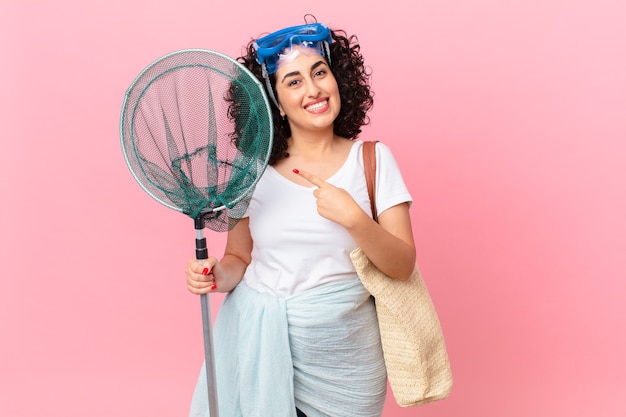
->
<box><xmin>120</xmin><ymin>49</ymin><xmax>273</xmax><ymax>232</ymax></box>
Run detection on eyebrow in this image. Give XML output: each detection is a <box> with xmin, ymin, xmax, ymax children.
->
<box><xmin>280</xmin><ymin>60</ymin><xmax>327</xmax><ymax>84</ymax></box>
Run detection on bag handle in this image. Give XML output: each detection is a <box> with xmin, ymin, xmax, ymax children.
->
<box><xmin>362</xmin><ymin>141</ymin><xmax>379</xmax><ymax>222</ymax></box>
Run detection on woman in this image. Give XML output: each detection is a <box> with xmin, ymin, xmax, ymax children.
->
<box><xmin>187</xmin><ymin>19</ymin><xmax>416</xmax><ymax>417</ymax></box>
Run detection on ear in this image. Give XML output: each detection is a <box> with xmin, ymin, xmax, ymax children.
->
<box><xmin>278</xmin><ymin>103</ymin><xmax>285</xmax><ymax>118</ymax></box>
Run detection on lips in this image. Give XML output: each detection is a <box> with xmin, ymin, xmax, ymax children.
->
<box><xmin>305</xmin><ymin>99</ymin><xmax>329</xmax><ymax>113</ymax></box>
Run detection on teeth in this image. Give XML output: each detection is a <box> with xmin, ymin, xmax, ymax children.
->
<box><xmin>306</xmin><ymin>100</ymin><xmax>327</xmax><ymax>111</ymax></box>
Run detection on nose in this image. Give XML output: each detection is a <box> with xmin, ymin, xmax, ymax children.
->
<box><xmin>306</xmin><ymin>79</ymin><xmax>321</xmax><ymax>98</ymax></box>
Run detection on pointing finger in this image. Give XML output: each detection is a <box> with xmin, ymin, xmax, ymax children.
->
<box><xmin>292</xmin><ymin>168</ymin><xmax>327</xmax><ymax>188</ymax></box>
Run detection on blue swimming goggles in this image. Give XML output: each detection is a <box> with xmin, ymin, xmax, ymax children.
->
<box><xmin>253</xmin><ymin>22</ymin><xmax>333</xmax><ymax>107</ymax></box>
<box><xmin>254</xmin><ymin>22</ymin><xmax>332</xmax><ymax>74</ymax></box>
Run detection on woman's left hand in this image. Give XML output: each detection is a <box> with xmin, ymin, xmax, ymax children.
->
<box><xmin>295</xmin><ymin>168</ymin><xmax>416</xmax><ymax>281</ymax></box>
<box><xmin>294</xmin><ymin>168</ymin><xmax>367</xmax><ymax>228</ymax></box>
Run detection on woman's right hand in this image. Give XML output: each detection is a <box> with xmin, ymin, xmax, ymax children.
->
<box><xmin>186</xmin><ymin>257</ymin><xmax>219</xmax><ymax>295</ymax></box>
<box><xmin>186</xmin><ymin>218</ymin><xmax>252</xmax><ymax>295</ymax></box>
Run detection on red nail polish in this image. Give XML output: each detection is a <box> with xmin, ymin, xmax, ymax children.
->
<box><xmin>292</xmin><ymin>168</ymin><xmax>299</xmax><ymax>174</ymax></box>
<box><xmin>210</xmin><ymin>285</ymin><xmax>217</xmax><ymax>291</ymax></box>
<box><xmin>202</xmin><ymin>267</ymin><xmax>209</xmax><ymax>275</ymax></box>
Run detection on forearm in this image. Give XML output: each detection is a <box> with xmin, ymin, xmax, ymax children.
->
<box><xmin>212</xmin><ymin>217</ymin><xmax>252</xmax><ymax>293</ymax></box>
<box><xmin>215</xmin><ymin>253</ymin><xmax>248</xmax><ymax>292</ymax></box>
<box><xmin>347</xmin><ymin>204</ymin><xmax>416</xmax><ymax>281</ymax></box>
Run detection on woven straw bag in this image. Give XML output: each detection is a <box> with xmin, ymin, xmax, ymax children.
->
<box><xmin>350</xmin><ymin>141</ymin><xmax>453</xmax><ymax>406</ymax></box>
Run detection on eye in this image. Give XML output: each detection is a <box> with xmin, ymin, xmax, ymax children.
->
<box><xmin>287</xmin><ymin>78</ymin><xmax>301</xmax><ymax>87</ymax></box>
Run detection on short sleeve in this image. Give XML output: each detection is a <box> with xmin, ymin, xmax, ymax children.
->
<box><xmin>373</xmin><ymin>142</ymin><xmax>413</xmax><ymax>216</ymax></box>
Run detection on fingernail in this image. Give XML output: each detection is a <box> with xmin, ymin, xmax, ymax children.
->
<box><xmin>202</xmin><ymin>267</ymin><xmax>209</xmax><ymax>275</ymax></box>
<box><xmin>210</xmin><ymin>285</ymin><xmax>217</xmax><ymax>291</ymax></box>
<box><xmin>292</xmin><ymin>168</ymin><xmax>299</xmax><ymax>174</ymax></box>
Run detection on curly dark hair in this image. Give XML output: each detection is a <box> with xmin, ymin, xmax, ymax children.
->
<box><xmin>235</xmin><ymin>27</ymin><xmax>374</xmax><ymax>165</ymax></box>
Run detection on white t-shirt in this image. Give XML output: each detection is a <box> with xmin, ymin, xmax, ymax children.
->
<box><xmin>243</xmin><ymin>141</ymin><xmax>412</xmax><ymax>297</ymax></box>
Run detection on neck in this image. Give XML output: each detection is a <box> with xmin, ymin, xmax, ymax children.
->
<box><xmin>287</xmin><ymin>131</ymin><xmax>338</xmax><ymax>158</ymax></box>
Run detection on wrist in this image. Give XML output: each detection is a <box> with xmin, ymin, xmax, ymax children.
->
<box><xmin>345</xmin><ymin>208</ymin><xmax>374</xmax><ymax>233</ymax></box>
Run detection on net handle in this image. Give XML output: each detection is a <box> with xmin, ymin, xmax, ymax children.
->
<box><xmin>200</xmin><ymin>294</ymin><xmax>219</xmax><ymax>416</ymax></box>
<box><xmin>195</xmin><ymin>218</ymin><xmax>219</xmax><ymax>416</ymax></box>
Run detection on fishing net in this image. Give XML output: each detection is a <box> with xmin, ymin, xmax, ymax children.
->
<box><xmin>119</xmin><ymin>49</ymin><xmax>273</xmax><ymax>416</ymax></box>
<box><xmin>120</xmin><ymin>49</ymin><xmax>273</xmax><ymax>232</ymax></box>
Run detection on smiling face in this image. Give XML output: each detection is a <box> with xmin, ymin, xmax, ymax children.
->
<box><xmin>274</xmin><ymin>46</ymin><xmax>340</xmax><ymax>135</ymax></box>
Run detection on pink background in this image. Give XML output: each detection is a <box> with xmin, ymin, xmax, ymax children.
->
<box><xmin>1</xmin><ymin>1</ymin><xmax>625</xmax><ymax>416</ymax></box>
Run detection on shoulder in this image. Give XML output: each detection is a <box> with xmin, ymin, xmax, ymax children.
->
<box><xmin>373</xmin><ymin>141</ymin><xmax>394</xmax><ymax>155</ymax></box>
<box><xmin>359</xmin><ymin>140</ymin><xmax>399</xmax><ymax>163</ymax></box>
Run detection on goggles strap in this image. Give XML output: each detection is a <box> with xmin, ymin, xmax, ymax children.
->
<box><xmin>323</xmin><ymin>40</ymin><xmax>332</xmax><ymax>67</ymax></box>
<box><xmin>261</xmin><ymin>63</ymin><xmax>280</xmax><ymax>108</ymax></box>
